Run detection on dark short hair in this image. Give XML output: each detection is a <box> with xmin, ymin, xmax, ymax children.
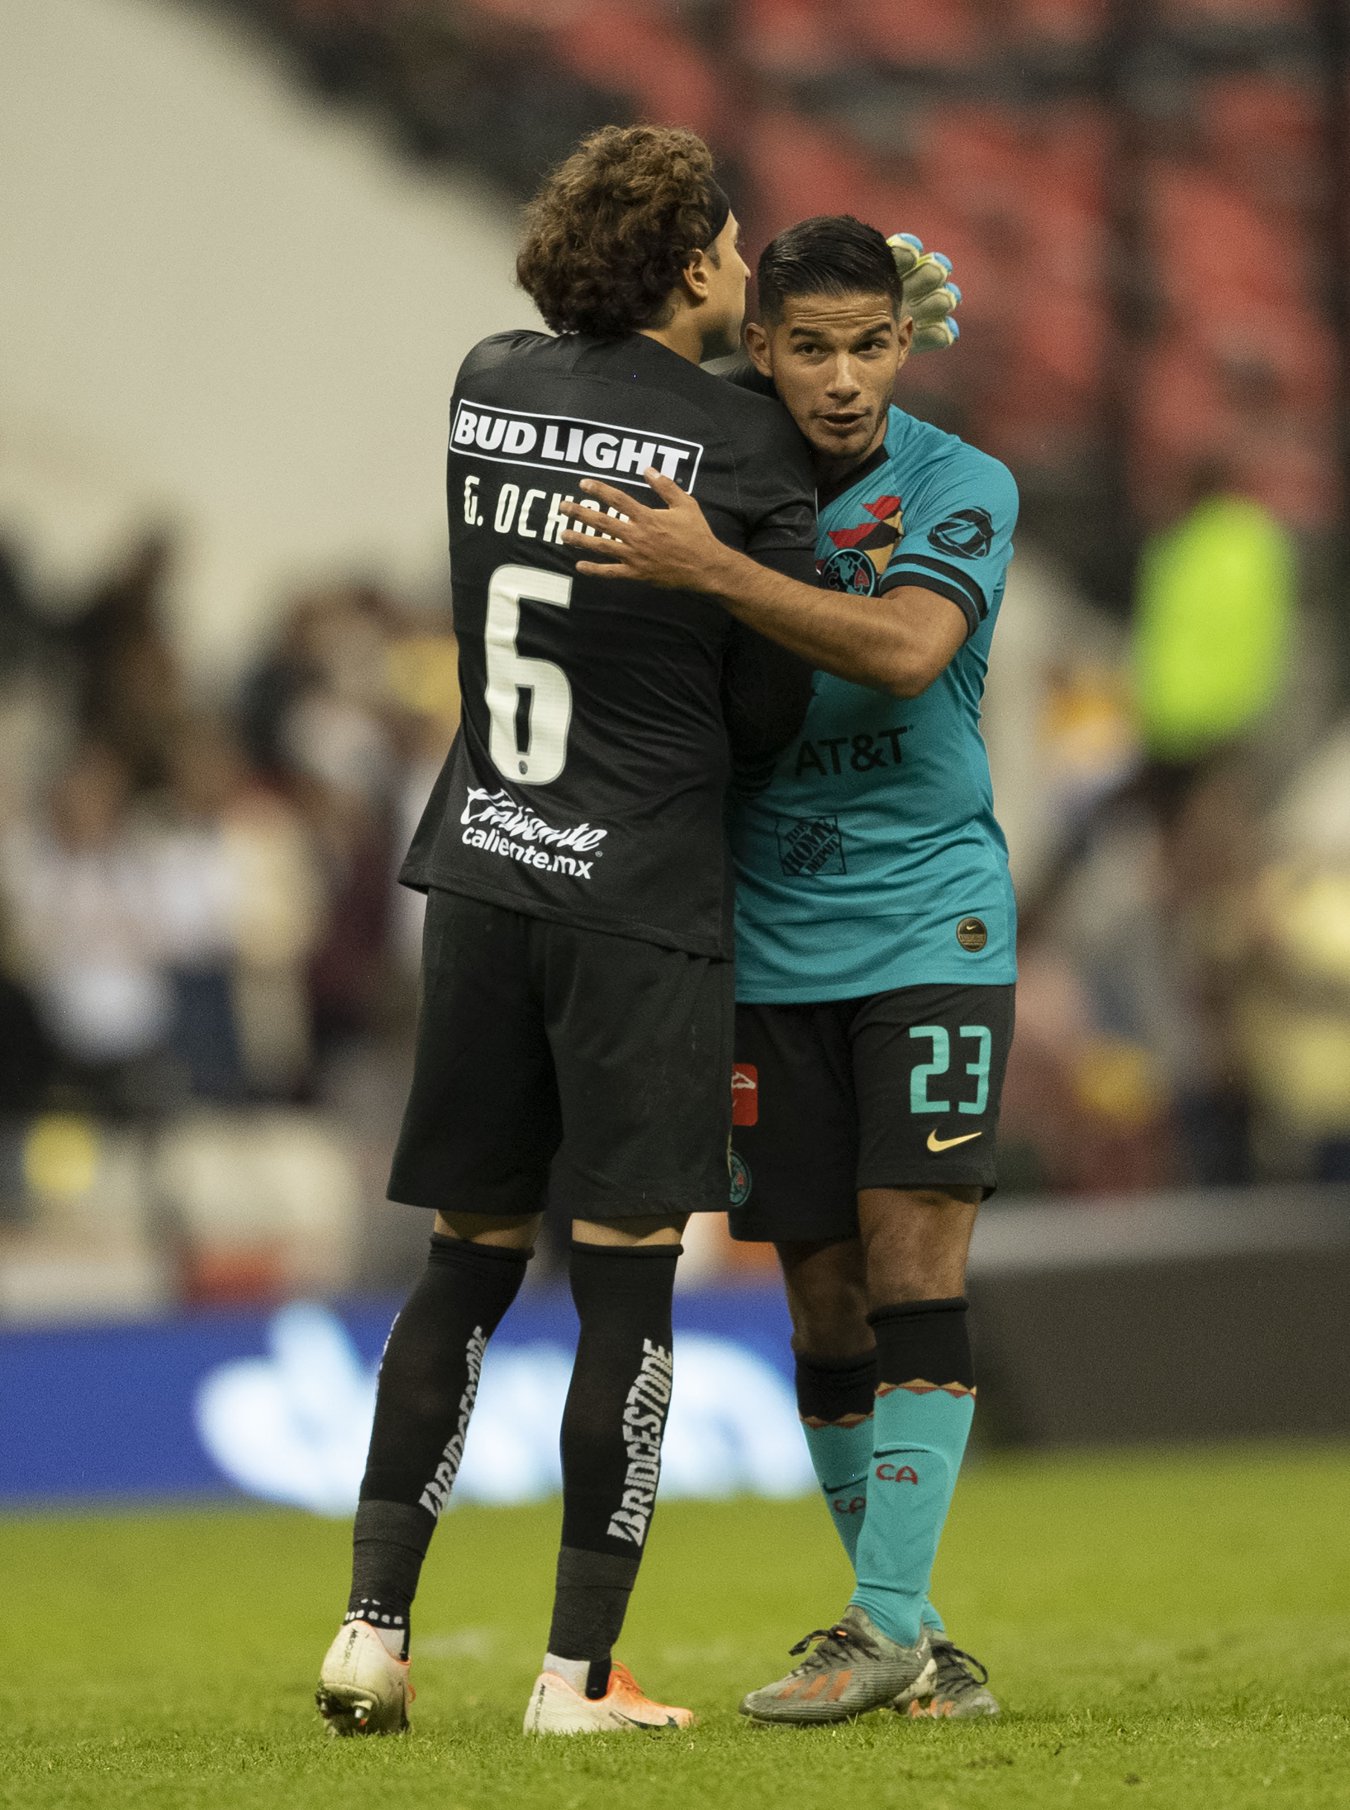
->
<box><xmin>517</xmin><ymin>125</ymin><xmax>725</xmax><ymax>339</ymax></box>
<box><xmin>756</xmin><ymin>215</ymin><xmax>901</xmax><ymax>324</ymax></box>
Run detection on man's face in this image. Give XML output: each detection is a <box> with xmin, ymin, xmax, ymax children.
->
<box><xmin>698</xmin><ymin>213</ymin><xmax>752</xmax><ymax>361</ymax></box>
<box><xmin>745</xmin><ymin>292</ymin><xmax>912</xmax><ymax>473</ymax></box>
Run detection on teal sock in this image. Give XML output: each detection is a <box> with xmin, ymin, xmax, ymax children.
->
<box><xmin>849</xmin><ymin>1298</ymin><xmax>975</xmax><ymax>1647</ymax></box>
<box><xmin>806</xmin><ymin>1415</ymin><xmax>947</xmax><ymax>1630</ymax></box>
<box><xmin>802</xmin><ymin>1420</ymin><xmax>873</xmax><ymax>1564</ymax></box>
<box><xmin>794</xmin><ymin>1351</ymin><xmax>876</xmax><ymax>1567</ymax></box>
<box><xmin>794</xmin><ymin>1348</ymin><xmax>949</xmax><ymax>1629</ymax></box>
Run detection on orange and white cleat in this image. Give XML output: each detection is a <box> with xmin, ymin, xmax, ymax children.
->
<box><xmin>315</xmin><ymin>1620</ymin><xmax>413</xmax><ymax>1736</ymax></box>
<box><xmin>523</xmin><ymin>1661</ymin><xmax>695</xmax><ymax>1735</ymax></box>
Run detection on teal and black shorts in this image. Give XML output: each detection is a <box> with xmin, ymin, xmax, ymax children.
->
<box><xmin>727</xmin><ymin>981</ymin><xmax>1015</xmax><ymax>1242</ymax></box>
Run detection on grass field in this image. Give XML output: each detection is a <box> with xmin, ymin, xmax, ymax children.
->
<box><xmin>5</xmin><ymin>1442</ymin><xmax>1348</xmax><ymax>1810</ymax></box>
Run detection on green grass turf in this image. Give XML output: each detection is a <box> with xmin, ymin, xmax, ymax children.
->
<box><xmin>4</xmin><ymin>1442</ymin><xmax>1348</xmax><ymax>1810</ymax></box>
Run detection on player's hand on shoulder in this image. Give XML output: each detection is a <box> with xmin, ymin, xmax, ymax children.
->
<box><xmin>559</xmin><ymin>472</ymin><xmax>722</xmax><ymax>591</ymax></box>
<box><xmin>888</xmin><ymin>233</ymin><xmax>961</xmax><ymax>353</ymax></box>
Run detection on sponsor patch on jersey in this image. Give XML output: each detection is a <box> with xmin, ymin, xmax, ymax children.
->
<box><xmin>451</xmin><ymin>400</ymin><xmax>704</xmax><ymax>491</ymax></box>
<box><xmin>777</xmin><ymin>815</ymin><xmax>846</xmax><ymax>878</ymax></box>
<box><xmin>956</xmin><ymin>916</ymin><xmax>988</xmax><ymax>951</ymax></box>
<box><xmin>928</xmin><ymin>507</ymin><xmax>994</xmax><ymax>559</ymax></box>
<box><xmin>458</xmin><ymin>786</ymin><xmax>607</xmax><ymax>879</ymax></box>
<box><xmin>731</xmin><ymin>1063</ymin><xmax>759</xmax><ymax>1126</ymax></box>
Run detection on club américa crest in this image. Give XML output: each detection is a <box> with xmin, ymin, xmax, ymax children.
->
<box><xmin>819</xmin><ymin>493</ymin><xmax>903</xmax><ymax>596</ymax></box>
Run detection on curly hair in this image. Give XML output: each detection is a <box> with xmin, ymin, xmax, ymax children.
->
<box><xmin>517</xmin><ymin>125</ymin><xmax>724</xmax><ymax>339</ymax></box>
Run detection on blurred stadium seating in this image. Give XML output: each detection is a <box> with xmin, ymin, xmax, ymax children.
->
<box><xmin>215</xmin><ymin>0</ymin><xmax>1344</xmax><ymax>563</ymax></box>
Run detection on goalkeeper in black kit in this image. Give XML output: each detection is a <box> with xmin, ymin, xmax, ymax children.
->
<box><xmin>315</xmin><ymin>124</ymin><xmax>818</xmax><ymax>1738</ymax></box>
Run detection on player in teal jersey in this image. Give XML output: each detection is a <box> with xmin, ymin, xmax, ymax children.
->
<box><xmin>560</xmin><ymin>215</ymin><xmax>1014</xmax><ymax>1724</ymax></box>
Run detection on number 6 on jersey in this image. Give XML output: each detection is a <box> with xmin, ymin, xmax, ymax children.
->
<box><xmin>484</xmin><ymin>563</ymin><xmax>574</xmax><ymax>784</ymax></box>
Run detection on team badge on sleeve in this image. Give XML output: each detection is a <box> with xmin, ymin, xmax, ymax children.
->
<box><xmin>820</xmin><ymin>495</ymin><xmax>904</xmax><ymax>595</ymax></box>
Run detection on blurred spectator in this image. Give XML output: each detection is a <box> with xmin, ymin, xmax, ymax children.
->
<box><xmin>0</xmin><ymin>742</ymin><xmax>181</xmax><ymax>1116</ymax></box>
<box><xmin>0</xmin><ymin>907</ymin><xmax>56</xmax><ymax>1119</ymax></box>
<box><xmin>1237</xmin><ymin>723</ymin><xmax>1350</xmax><ymax>1181</ymax></box>
<box><xmin>154</xmin><ymin>715</ymin><xmax>326</xmax><ymax>1103</ymax></box>
<box><xmin>1132</xmin><ymin>463</ymin><xmax>1296</xmax><ymax>768</ymax></box>
<box><xmin>240</xmin><ymin>582</ymin><xmax>412</xmax><ymax>1063</ymax></box>
<box><xmin>0</xmin><ymin>533</ymin><xmax>48</xmax><ymax>675</ymax></box>
<box><xmin>384</xmin><ymin>628</ymin><xmax>460</xmax><ymax>981</ymax></box>
<box><xmin>997</xmin><ymin>942</ymin><xmax>1180</xmax><ymax>1197</ymax></box>
<box><xmin>66</xmin><ymin>526</ymin><xmax>188</xmax><ymax>791</ymax></box>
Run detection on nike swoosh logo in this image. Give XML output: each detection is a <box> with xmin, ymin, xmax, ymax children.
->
<box><xmin>927</xmin><ymin>1129</ymin><xmax>983</xmax><ymax>1152</ymax></box>
<box><xmin>615</xmin><ymin>1712</ymin><xmax>681</xmax><ymax>1728</ymax></box>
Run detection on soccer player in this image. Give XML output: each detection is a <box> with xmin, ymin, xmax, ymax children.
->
<box><xmin>559</xmin><ymin>214</ymin><xmax>1017</xmax><ymax>1724</ymax></box>
<box><xmin>315</xmin><ymin>126</ymin><xmax>819</xmax><ymax>1739</ymax></box>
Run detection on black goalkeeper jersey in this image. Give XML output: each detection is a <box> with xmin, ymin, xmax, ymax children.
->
<box><xmin>401</xmin><ymin>329</ymin><xmax>818</xmax><ymax>958</ymax></box>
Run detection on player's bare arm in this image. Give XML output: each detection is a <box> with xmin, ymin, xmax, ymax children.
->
<box><xmin>559</xmin><ymin>471</ymin><xmax>966</xmax><ymax>700</ymax></box>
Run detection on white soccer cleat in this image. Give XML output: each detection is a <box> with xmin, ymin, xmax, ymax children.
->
<box><xmin>523</xmin><ymin>1661</ymin><xmax>695</xmax><ymax>1735</ymax></box>
<box><xmin>315</xmin><ymin>1619</ymin><xmax>413</xmax><ymax>1736</ymax></box>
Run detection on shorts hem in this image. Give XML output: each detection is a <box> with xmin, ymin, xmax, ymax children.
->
<box><xmin>728</xmin><ymin>1173</ymin><xmax>998</xmax><ymax>1242</ymax></box>
<box><xmin>548</xmin><ymin>1184</ymin><xmax>729</xmax><ymax>1221</ymax></box>
<box><xmin>386</xmin><ymin>1182</ymin><xmax>545</xmax><ymax>1218</ymax></box>
<box><xmin>856</xmin><ymin>1171</ymin><xmax>997</xmax><ymax>1195</ymax></box>
<box><xmin>727</xmin><ymin>1216</ymin><xmax>854</xmax><ymax>1244</ymax></box>
<box><xmin>387</xmin><ymin>1183</ymin><xmax>728</xmax><ymax>1222</ymax></box>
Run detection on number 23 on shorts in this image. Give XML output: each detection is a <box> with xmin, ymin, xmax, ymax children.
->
<box><xmin>908</xmin><ymin>1024</ymin><xmax>991</xmax><ymax>1117</ymax></box>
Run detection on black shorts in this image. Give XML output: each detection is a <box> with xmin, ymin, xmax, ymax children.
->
<box><xmin>728</xmin><ymin>981</ymin><xmax>1015</xmax><ymax>1243</ymax></box>
<box><xmin>388</xmin><ymin>888</ymin><xmax>733</xmax><ymax>1221</ymax></box>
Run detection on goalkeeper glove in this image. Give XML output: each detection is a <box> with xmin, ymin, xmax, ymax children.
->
<box><xmin>888</xmin><ymin>232</ymin><xmax>961</xmax><ymax>352</ymax></box>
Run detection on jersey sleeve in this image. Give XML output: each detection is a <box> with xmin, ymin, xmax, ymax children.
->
<box><xmin>455</xmin><ymin>328</ymin><xmax>550</xmax><ymax>384</ymax></box>
<box><xmin>708</xmin><ymin>354</ymin><xmax>778</xmax><ymax>400</ymax></box>
<box><xmin>720</xmin><ymin>620</ymin><xmax>814</xmax><ymax>787</ymax></box>
<box><xmin>878</xmin><ymin>449</ymin><xmax>1018</xmax><ymax>639</ymax></box>
<box><xmin>733</xmin><ymin>400</ymin><xmax>819</xmax><ymax>574</ymax></box>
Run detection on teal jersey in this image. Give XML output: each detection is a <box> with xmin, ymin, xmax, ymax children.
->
<box><xmin>731</xmin><ymin>406</ymin><xmax>1018</xmax><ymax>1003</ymax></box>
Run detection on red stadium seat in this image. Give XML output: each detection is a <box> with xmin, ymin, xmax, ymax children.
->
<box><xmin>1003</xmin><ymin>0</ymin><xmax>1103</xmax><ymax>42</ymax></box>
<box><xmin>1201</xmin><ymin>75</ymin><xmax>1325</xmax><ymax>216</ymax></box>
<box><xmin>738</xmin><ymin>0</ymin><xmax>988</xmax><ymax>73</ymax></box>
<box><xmin>1159</xmin><ymin>0</ymin><xmax>1310</xmax><ymax>21</ymax></box>
<box><xmin>533</xmin><ymin>3</ymin><xmax>727</xmax><ymax>140</ymax></box>
<box><xmin>736</xmin><ymin>0</ymin><xmax>839</xmax><ymax>75</ymax></box>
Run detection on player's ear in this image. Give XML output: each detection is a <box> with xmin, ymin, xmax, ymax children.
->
<box><xmin>895</xmin><ymin>313</ymin><xmax>915</xmax><ymax>371</ymax></box>
<box><xmin>679</xmin><ymin>247</ymin><xmax>712</xmax><ymax>305</ymax></box>
<box><xmin>744</xmin><ymin>319</ymin><xmax>773</xmax><ymax>376</ymax></box>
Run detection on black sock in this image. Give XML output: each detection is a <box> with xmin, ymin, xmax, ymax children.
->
<box><xmin>346</xmin><ymin>1233</ymin><xmax>530</xmax><ymax>1652</ymax></box>
<box><xmin>345</xmin><ymin>1501</ymin><xmax>427</xmax><ymax>1657</ymax></box>
<box><xmin>794</xmin><ymin>1348</ymin><xmax>878</xmax><ymax>1425</ymax></box>
<box><xmin>546</xmin><ymin>1240</ymin><xmax>681</xmax><ymax>1681</ymax></box>
<box><xmin>870</xmin><ymin>1295</ymin><xmax>974</xmax><ymax>1391</ymax></box>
